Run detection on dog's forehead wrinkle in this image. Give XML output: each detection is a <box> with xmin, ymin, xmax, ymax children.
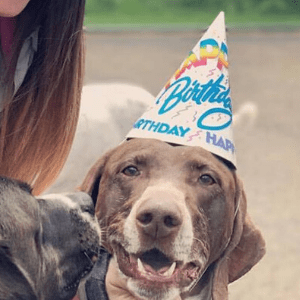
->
<box><xmin>112</xmin><ymin>152</ymin><xmax>158</xmax><ymax>172</ymax></box>
<box><xmin>185</xmin><ymin>156</ymin><xmax>224</xmax><ymax>174</ymax></box>
<box><xmin>186</xmin><ymin>160</ymin><xmax>214</xmax><ymax>172</ymax></box>
<box><xmin>116</xmin><ymin>139</ymin><xmax>178</xmax><ymax>161</ymax></box>
<box><xmin>178</xmin><ymin>146</ymin><xmax>233</xmax><ymax>173</ymax></box>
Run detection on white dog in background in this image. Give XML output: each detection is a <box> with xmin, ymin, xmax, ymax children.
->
<box><xmin>48</xmin><ymin>83</ymin><xmax>257</xmax><ymax>194</ymax></box>
<box><xmin>47</xmin><ymin>83</ymin><xmax>154</xmax><ymax>193</ymax></box>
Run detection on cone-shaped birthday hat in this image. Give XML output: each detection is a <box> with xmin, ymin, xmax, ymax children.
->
<box><xmin>126</xmin><ymin>12</ymin><xmax>236</xmax><ymax>167</ymax></box>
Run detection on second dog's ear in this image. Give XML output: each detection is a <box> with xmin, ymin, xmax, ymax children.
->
<box><xmin>79</xmin><ymin>148</ymin><xmax>116</xmax><ymax>206</ymax></box>
<box><xmin>0</xmin><ymin>245</ymin><xmax>37</xmax><ymax>300</ymax></box>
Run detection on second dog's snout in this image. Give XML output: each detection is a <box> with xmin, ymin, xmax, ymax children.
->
<box><xmin>136</xmin><ymin>194</ymin><xmax>183</xmax><ymax>239</ymax></box>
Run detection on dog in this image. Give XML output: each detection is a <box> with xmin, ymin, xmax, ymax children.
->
<box><xmin>0</xmin><ymin>176</ymin><xmax>101</xmax><ymax>300</ymax></box>
<box><xmin>80</xmin><ymin>138</ymin><xmax>265</xmax><ymax>300</ymax></box>
<box><xmin>48</xmin><ymin>83</ymin><xmax>154</xmax><ymax>194</ymax></box>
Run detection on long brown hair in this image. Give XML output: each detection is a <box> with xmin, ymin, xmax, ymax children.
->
<box><xmin>0</xmin><ymin>0</ymin><xmax>85</xmax><ymax>195</ymax></box>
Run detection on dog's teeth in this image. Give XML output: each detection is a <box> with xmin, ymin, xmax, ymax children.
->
<box><xmin>163</xmin><ymin>262</ymin><xmax>176</xmax><ymax>277</ymax></box>
<box><xmin>137</xmin><ymin>258</ymin><xmax>146</xmax><ymax>274</ymax></box>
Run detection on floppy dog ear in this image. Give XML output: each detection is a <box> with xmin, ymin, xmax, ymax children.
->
<box><xmin>211</xmin><ymin>179</ymin><xmax>266</xmax><ymax>299</ymax></box>
<box><xmin>80</xmin><ymin>148</ymin><xmax>116</xmax><ymax>206</ymax></box>
<box><xmin>227</xmin><ymin>212</ymin><xmax>266</xmax><ymax>283</ymax></box>
<box><xmin>0</xmin><ymin>244</ymin><xmax>37</xmax><ymax>300</ymax></box>
<box><xmin>227</xmin><ymin>181</ymin><xmax>266</xmax><ymax>283</ymax></box>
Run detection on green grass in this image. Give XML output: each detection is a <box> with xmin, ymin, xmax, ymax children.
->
<box><xmin>85</xmin><ymin>12</ymin><xmax>300</xmax><ymax>24</ymax></box>
<box><xmin>84</xmin><ymin>1</ymin><xmax>300</xmax><ymax>28</ymax></box>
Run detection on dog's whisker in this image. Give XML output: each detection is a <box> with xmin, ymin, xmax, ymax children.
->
<box><xmin>192</xmin><ymin>237</ymin><xmax>203</xmax><ymax>243</ymax></box>
<box><xmin>83</xmin><ymin>250</ymin><xmax>98</xmax><ymax>264</ymax></box>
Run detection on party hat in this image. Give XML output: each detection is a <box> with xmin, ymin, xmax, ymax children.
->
<box><xmin>126</xmin><ymin>12</ymin><xmax>236</xmax><ymax>167</ymax></box>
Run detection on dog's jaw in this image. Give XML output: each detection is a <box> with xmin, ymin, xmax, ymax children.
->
<box><xmin>110</xmin><ymin>243</ymin><xmax>206</xmax><ymax>300</ymax></box>
<box><xmin>127</xmin><ymin>278</ymin><xmax>181</xmax><ymax>300</ymax></box>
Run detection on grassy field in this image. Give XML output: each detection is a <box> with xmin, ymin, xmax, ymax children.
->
<box><xmin>84</xmin><ymin>0</ymin><xmax>300</xmax><ymax>28</ymax></box>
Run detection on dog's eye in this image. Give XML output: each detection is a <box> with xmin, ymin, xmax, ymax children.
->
<box><xmin>198</xmin><ymin>174</ymin><xmax>215</xmax><ymax>185</ymax></box>
<box><xmin>122</xmin><ymin>166</ymin><xmax>140</xmax><ymax>177</ymax></box>
<box><xmin>81</xmin><ymin>205</ymin><xmax>95</xmax><ymax>215</ymax></box>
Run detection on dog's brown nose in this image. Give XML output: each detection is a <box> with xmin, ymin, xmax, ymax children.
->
<box><xmin>136</xmin><ymin>196</ymin><xmax>183</xmax><ymax>239</ymax></box>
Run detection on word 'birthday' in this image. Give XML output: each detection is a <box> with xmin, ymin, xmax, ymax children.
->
<box><xmin>134</xmin><ymin>119</ymin><xmax>191</xmax><ymax>137</ymax></box>
<box><xmin>157</xmin><ymin>74</ymin><xmax>232</xmax><ymax>131</ymax></box>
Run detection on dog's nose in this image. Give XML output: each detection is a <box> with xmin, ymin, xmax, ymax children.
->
<box><xmin>136</xmin><ymin>197</ymin><xmax>183</xmax><ymax>239</ymax></box>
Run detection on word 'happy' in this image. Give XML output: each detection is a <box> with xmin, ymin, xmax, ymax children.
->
<box><xmin>206</xmin><ymin>132</ymin><xmax>234</xmax><ymax>153</ymax></box>
<box><xmin>165</xmin><ymin>38</ymin><xmax>228</xmax><ymax>89</ymax></box>
<box><xmin>134</xmin><ymin>119</ymin><xmax>191</xmax><ymax>137</ymax></box>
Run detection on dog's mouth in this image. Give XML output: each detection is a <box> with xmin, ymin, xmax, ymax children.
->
<box><xmin>63</xmin><ymin>251</ymin><xmax>98</xmax><ymax>292</ymax></box>
<box><xmin>113</xmin><ymin>243</ymin><xmax>201</xmax><ymax>288</ymax></box>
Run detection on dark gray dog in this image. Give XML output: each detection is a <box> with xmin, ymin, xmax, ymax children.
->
<box><xmin>0</xmin><ymin>176</ymin><xmax>101</xmax><ymax>300</ymax></box>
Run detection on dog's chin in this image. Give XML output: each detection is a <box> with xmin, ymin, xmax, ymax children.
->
<box><xmin>127</xmin><ymin>279</ymin><xmax>181</xmax><ymax>300</ymax></box>
<box><xmin>63</xmin><ymin>265</ymin><xmax>94</xmax><ymax>293</ymax></box>
<box><xmin>112</xmin><ymin>242</ymin><xmax>202</xmax><ymax>299</ymax></box>
<box><xmin>60</xmin><ymin>252</ymin><xmax>99</xmax><ymax>299</ymax></box>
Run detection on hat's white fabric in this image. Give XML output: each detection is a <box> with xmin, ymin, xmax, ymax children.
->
<box><xmin>126</xmin><ymin>12</ymin><xmax>236</xmax><ymax>167</ymax></box>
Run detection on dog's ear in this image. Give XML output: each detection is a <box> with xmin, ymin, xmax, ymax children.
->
<box><xmin>210</xmin><ymin>178</ymin><xmax>266</xmax><ymax>299</ymax></box>
<box><xmin>227</xmin><ymin>181</ymin><xmax>266</xmax><ymax>283</ymax></box>
<box><xmin>0</xmin><ymin>244</ymin><xmax>37</xmax><ymax>300</ymax></box>
<box><xmin>227</xmin><ymin>212</ymin><xmax>266</xmax><ymax>280</ymax></box>
<box><xmin>80</xmin><ymin>148</ymin><xmax>116</xmax><ymax>206</ymax></box>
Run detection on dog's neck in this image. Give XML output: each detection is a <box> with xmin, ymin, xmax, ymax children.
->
<box><xmin>105</xmin><ymin>258</ymin><xmax>144</xmax><ymax>300</ymax></box>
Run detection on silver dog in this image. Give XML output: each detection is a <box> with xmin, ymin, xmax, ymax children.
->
<box><xmin>0</xmin><ymin>176</ymin><xmax>101</xmax><ymax>300</ymax></box>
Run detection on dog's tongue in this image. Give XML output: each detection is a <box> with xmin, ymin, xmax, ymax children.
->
<box><xmin>136</xmin><ymin>249</ymin><xmax>177</xmax><ymax>277</ymax></box>
<box><xmin>137</xmin><ymin>257</ymin><xmax>177</xmax><ymax>278</ymax></box>
<box><xmin>141</xmin><ymin>258</ymin><xmax>173</xmax><ymax>273</ymax></box>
